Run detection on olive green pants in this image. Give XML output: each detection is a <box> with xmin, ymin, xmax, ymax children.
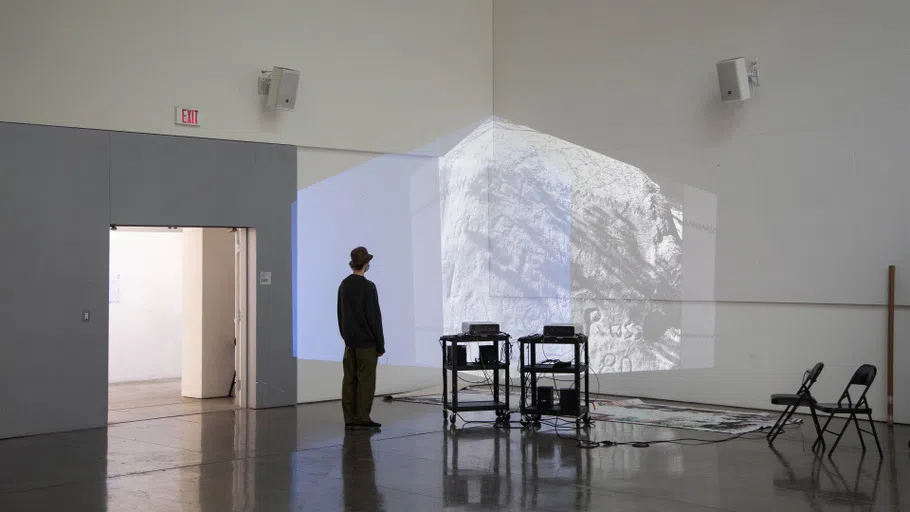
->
<box><xmin>342</xmin><ymin>346</ymin><xmax>378</xmax><ymax>424</ymax></box>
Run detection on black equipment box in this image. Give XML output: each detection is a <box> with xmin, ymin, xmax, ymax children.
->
<box><xmin>447</xmin><ymin>345</ymin><xmax>468</xmax><ymax>366</ymax></box>
<box><xmin>461</xmin><ymin>322</ymin><xmax>501</xmax><ymax>335</ymax></box>
<box><xmin>478</xmin><ymin>345</ymin><xmax>498</xmax><ymax>365</ymax></box>
<box><xmin>559</xmin><ymin>388</ymin><xmax>579</xmax><ymax>415</ymax></box>
<box><xmin>542</xmin><ymin>324</ymin><xmax>579</xmax><ymax>337</ymax></box>
<box><xmin>537</xmin><ymin>386</ymin><xmax>554</xmax><ymax>410</ymax></box>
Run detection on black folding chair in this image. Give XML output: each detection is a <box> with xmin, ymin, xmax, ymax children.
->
<box><xmin>812</xmin><ymin>364</ymin><xmax>883</xmax><ymax>458</ymax></box>
<box><xmin>767</xmin><ymin>362</ymin><xmax>824</xmax><ymax>445</ymax></box>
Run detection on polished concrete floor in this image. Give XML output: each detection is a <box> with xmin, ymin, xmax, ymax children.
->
<box><xmin>109</xmin><ymin>379</ymin><xmax>238</xmax><ymax>424</ymax></box>
<box><xmin>0</xmin><ymin>397</ymin><xmax>907</xmax><ymax>511</ymax></box>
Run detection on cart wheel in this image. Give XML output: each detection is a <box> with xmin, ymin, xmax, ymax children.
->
<box><xmin>450</xmin><ymin>414</ymin><xmax>457</xmax><ymax>424</ymax></box>
<box><xmin>443</xmin><ymin>411</ymin><xmax>449</xmax><ymax>421</ymax></box>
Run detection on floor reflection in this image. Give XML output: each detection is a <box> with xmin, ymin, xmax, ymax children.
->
<box><xmin>0</xmin><ymin>428</ymin><xmax>108</xmax><ymax>510</ymax></box>
<box><xmin>441</xmin><ymin>425</ymin><xmax>594</xmax><ymax>510</ymax></box>
<box><xmin>443</xmin><ymin>428</ymin><xmax>512</xmax><ymax>507</ymax></box>
<box><xmin>342</xmin><ymin>429</ymin><xmax>385</xmax><ymax>512</ymax></box>
<box><xmin>0</xmin><ymin>399</ymin><xmax>908</xmax><ymax>511</ymax></box>
<box><xmin>771</xmin><ymin>445</ymin><xmax>883</xmax><ymax>511</ymax></box>
<box><xmin>519</xmin><ymin>429</ymin><xmax>592</xmax><ymax>510</ymax></box>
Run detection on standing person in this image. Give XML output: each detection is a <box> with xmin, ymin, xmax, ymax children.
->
<box><xmin>338</xmin><ymin>246</ymin><xmax>385</xmax><ymax>429</ymax></box>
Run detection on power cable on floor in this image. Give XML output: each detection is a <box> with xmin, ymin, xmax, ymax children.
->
<box><xmin>573</xmin><ymin>422</ymin><xmax>804</xmax><ymax>450</ymax></box>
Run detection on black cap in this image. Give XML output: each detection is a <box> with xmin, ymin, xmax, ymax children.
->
<box><xmin>349</xmin><ymin>246</ymin><xmax>373</xmax><ymax>269</ymax></box>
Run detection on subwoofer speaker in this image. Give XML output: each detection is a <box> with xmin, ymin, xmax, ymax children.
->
<box><xmin>537</xmin><ymin>386</ymin><xmax>554</xmax><ymax>411</ymax></box>
<box><xmin>478</xmin><ymin>345</ymin><xmax>497</xmax><ymax>365</ymax></box>
<box><xmin>447</xmin><ymin>345</ymin><xmax>467</xmax><ymax>367</ymax></box>
<box><xmin>559</xmin><ymin>388</ymin><xmax>579</xmax><ymax>415</ymax></box>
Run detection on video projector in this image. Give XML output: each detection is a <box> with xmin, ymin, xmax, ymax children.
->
<box><xmin>461</xmin><ymin>322</ymin><xmax>500</xmax><ymax>335</ymax></box>
<box><xmin>542</xmin><ymin>323</ymin><xmax>583</xmax><ymax>337</ymax></box>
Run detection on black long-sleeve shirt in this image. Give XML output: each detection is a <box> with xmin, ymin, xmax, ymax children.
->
<box><xmin>337</xmin><ymin>274</ymin><xmax>385</xmax><ymax>354</ymax></box>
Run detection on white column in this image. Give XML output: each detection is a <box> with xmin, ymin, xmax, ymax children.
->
<box><xmin>182</xmin><ymin>228</ymin><xmax>236</xmax><ymax>398</ymax></box>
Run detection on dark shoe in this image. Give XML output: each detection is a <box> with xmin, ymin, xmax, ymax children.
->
<box><xmin>350</xmin><ymin>421</ymin><xmax>381</xmax><ymax>429</ymax></box>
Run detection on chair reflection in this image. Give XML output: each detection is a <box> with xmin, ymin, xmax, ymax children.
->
<box><xmin>770</xmin><ymin>445</ymin><xmax>882</xmax><ymax>511</ymax></box>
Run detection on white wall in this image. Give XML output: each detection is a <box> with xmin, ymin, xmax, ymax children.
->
<box><xmin>109</xmin><ymin>230</ymin><xmax>183</xmax><ymax>383</ymax></box>
<box><xmin>296</xmin><ymin>147</ymin><xmax>444</xmax><ymax>401</ymax></box>
<box><xmin>0</xmin><ymin>0</ymin><xmax>493</xmax><ymax>156</ymax></box>
<box><xmin>298</xmin><ymin>361</ymin><xmax>439</xmax><ymax>402</ymax></box>
<box><xmin>493</xmin><ymin>0</ymin><xmax>910</xmax><ymax>422</ymax></box>
<box><xmin>182</xmin><ymin>228</ymin><xmax>236</xmax><ymax>398</ymax></box>
<box><xmin>0</xmin><ymin>0</ymin><xmax>493</xmax><ymax>404</ymax></box>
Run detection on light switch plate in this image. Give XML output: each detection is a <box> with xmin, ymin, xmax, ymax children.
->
<box><xmin>259</xmin><ymin>272</ymin><xmax>272</xmax><ymax>286</ymax></box>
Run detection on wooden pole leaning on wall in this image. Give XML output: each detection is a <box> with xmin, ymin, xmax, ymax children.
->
<box><xmin>887</xmin><ymin>265</ymin><xmax>895</xmax><ymax>427</ymax></box>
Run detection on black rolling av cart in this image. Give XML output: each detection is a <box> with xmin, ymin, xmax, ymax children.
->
<box><xmin>440</xmin><ymin>332</ymin><xmax>512</xmax><ymax>427</ymax></box>
<box><xmin>518</xmin><ymin>333</ymin><xmax>592</xmax><ymax>429</ymax></box>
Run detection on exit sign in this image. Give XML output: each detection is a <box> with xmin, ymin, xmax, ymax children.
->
<box><xmin>174</xmin><ymin>107</ymin><xmax>200</xmax><ymax>127</ymax></box>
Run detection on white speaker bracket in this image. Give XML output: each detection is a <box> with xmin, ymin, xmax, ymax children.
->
<box><xmin>258</xmin><ymin>70</ymin><xmax>272</xmax><ymax>96</ymax></box>
<box><xmin>747</xmin><ymin>59</ymin><xmax>760</xmax><ymax>88</ymax></box>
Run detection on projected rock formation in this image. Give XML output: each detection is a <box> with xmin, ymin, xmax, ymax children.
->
<box><xmin>440</xmin><ymin>118</ymin><xmax>684</xmax><ymax>372</ymax></box>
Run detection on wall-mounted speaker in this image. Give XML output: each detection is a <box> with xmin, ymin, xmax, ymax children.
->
<box><xmin>266</xmin><ymin>66</ymin><xmax>300</xmax><ymax>111</ymax></box>
<box><xmin>716</xmin><ymin>58</ymin><xmax>751</xmax><ymax>102</ymax></box>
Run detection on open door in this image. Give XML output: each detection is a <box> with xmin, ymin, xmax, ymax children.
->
<box><xmin>234</xmin><ymin>228</ymin><xmax>249</xmax><ymax>408</ymax></box>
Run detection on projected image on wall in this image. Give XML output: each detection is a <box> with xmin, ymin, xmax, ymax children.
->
<box><xmin>296</xmin><ymin>152</ymin><xmax>444</xmax><ymax>368</ymax></box>
<box><xmin>296</xmin><ymin>117</ymin><xmax>715</xmax><ymax>373</ymax></box>
<box><xmin>440</xmin><ymin>118</ymin><xmax>715</xmax><ymax>373</ymax></box>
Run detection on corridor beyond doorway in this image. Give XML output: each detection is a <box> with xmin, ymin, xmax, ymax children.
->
<box><xmin>108</xmin><ymin>226</ymin><xmax>251</xmax><ymax>424</ymax></box>
<box><xmin>108</xmin><ymin>379</ymin><xmax>237</xmax><ymax>424</ymax></box>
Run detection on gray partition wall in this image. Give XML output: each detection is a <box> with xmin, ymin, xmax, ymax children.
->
<box><xmin>0</xmin><ymin>122</ymin><xmax>296</xmax><ymax>439</ymax></box>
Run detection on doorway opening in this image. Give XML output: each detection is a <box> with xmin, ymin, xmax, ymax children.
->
<box><xmin>107</xmin><ymin>226</ymin><xmax>252</xmax><ymax>424</ymax></box>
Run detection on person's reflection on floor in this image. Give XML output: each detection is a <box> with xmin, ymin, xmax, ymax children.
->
<box><xmin>342</xmin><ymin>429</ymin><xmax>385</xmax><ymax>511</ymax></box>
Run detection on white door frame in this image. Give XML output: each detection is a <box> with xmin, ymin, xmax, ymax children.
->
<box><xmin>108</xmin><ymin>225</ymin><xmax>251</xmax><ymax>409</ymax></box>
<box><xmin>233</xmin><ymin>227</ymin><xmax>252</xmax><ymax>409</ymax></box>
